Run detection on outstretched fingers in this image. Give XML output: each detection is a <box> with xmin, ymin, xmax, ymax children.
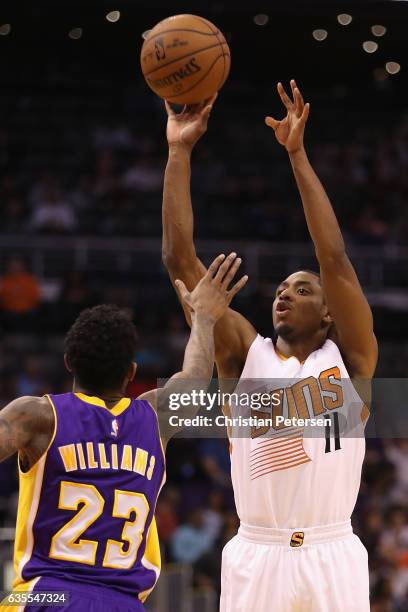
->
<box><xmin>290</xmin><ymin>80</ymin><xmax>305</xmax><ymax>117</ymax></box>
<box><xmin>206</xmin><ymin>254</ymin><xmax>226</xmax><ymax>279</ymax></box>
<box><xmin>174</xmin><ymin>279</ymin><xmax>190</xmax><ymax>304</ymax></box>
<box><xmin>277</xmin><ymin>82</ymin><xmax>294</xmax><ymax>111</ymax></box>
<box><xmin>291</xmin><ymin>80</ymin><xmax>304</xmax><ymax>104</ymax></box>
<box><xmin>213</xmin><ymin>253</ymin><xmax>237</xmax><ymax>284</ymax></box>
<box><xmin>228</xmin><ymin>275</ymin><xmax>249</xmax><ymax>299</ymax></box>
<box><xmin>202</xmin><ymin>92</ymin><xmax>218</xmax><ymax>108</ymax></box>
<box><xmin>164</xmin><ymin>100</ymin><xmax>175</xmax><ymax>117</ymax></box>
<box><xmin>199</xmin><ymin>92</ymin><xmax>218</xmax><ymax>119</ymax></box>
<box><xmin>265</xmin><ymin>116</ymin><xmax>280</xmax><ymax>130</ymax></box>
<box><xmin>202</xmin><ymin>104</ymin><xmax>213</xmax><ymax>119</ymax></box>
<box><xmin>300</xmin><ymin>102</ymin><xmax>310</xmax><ymax>125</ymax></box>
<box><xmin>295</xmin><ymin>89</ymin><xmax>303</xmax><ymax>117</ymax></box>
<box><xmin>221</xmin><ymin>256</ymin><xmax>242</xmax><ymax>289</ymax></box>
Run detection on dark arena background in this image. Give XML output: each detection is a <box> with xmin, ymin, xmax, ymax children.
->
<box><xmin>1</xmin><ymin>1</ymin><xmax>408</xmax><ymax>610</ymax></box>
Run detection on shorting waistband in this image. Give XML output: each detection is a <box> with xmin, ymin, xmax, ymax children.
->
<box><xmin>238</xmin><ymin>520</ymin><xmax>352</xmax><ymax>547</ymax></box>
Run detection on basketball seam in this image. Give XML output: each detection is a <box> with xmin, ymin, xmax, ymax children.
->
<box><xmin>213</xmin><ymin>29</ymin><xmax>229</xmax><ymax>92</ymax></box>
<box><xmin>144</xmin><ymin>28</ymin><xmax>219</xmax><ymax>44</ymax></box>
<box><xmin>142</xmin><ymin>41</ymin><xmax>223</xmax><ymax>77</ymax></box>
<box><xmin>213</xmin><ymin>28</ymin><xmax>224</xmax><ymax>89</ymax></box>
<box><xmin>193</xmin><ymin>15</ymin><xmax>220</xmax><ymax>36</ymax></box>
<box><xmin>165</xmin><ymin>54</ymin><xmax>226</xmax><ymax>101</ymax></box>
<box><xmin>152</xmin><ymin>14</ymin><xmax>219</xmax><ymax>35</ymax></box>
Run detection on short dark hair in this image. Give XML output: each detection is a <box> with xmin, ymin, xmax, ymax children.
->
<box><xmin>300</xmin><ymin>269</ymin><xmax>321</xmax><ymax>283</ymax></box>
<box><xmin>64</xmin><ymin>305</ymin><xmax>137</xmax><ymax>393</ymax></box>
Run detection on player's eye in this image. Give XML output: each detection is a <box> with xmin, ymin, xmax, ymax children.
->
<box><xmin>297</xmin><ymin>287</ymin><xmax>308</xmax><ymax>295</ymax></box>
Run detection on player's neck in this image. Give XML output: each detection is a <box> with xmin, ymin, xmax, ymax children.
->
<box><xmin>275</xmin><ymin>333</ymin><xmax>327</xmax><ymax>363</ymax></box>
<box><xmin>73</xmin><ymin>382</ymin><xmax>126</xmax><ymax>410</ymax></box>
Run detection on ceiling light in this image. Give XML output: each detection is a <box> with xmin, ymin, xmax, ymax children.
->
<box><xmin>363</xmin><ymin>41</ymin><xmax>378</xmax><ymax>53</ymax></box>
<box><xmin>337</xmin><ymin>14</ymin><xmax>352</xmax><ymax>26</ymax></box>
<box><xmin>313</xmin><ymin>29</ymin><xmax>328</xmax><ymax>41</ymax></box>
<box><xmin>386</xmin><ymin>61</ymin><xmax>401</xmax><ymax>74</ymax></box>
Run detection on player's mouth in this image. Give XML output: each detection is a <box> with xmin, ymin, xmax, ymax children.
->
<box><xmin>276</xmin><ymin>302</ymin><xmax>291</xmax><ymax>315</ymax></box>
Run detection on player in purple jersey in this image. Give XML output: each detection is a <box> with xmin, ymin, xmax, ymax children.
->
<box><xmin>0</xmin><ymin>253</ymin><xmax>247</xmax><ymax>611</ymax></box>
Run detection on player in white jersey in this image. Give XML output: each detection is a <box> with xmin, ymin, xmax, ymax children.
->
<box><xmin>161</xmin><ymin>81</ymin><xmax>378</xmax><ymax>611</ymax></box>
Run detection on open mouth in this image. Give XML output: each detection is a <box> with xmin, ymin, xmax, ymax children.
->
<box><xmin>276</xmin><ymin>302</ymin><xmax>291</xmax><ymax>314</ymax></box>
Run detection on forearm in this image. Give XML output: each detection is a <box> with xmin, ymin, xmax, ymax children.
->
<box><xmin>289</xmin><ymin>147</ymin><xmax>345</xmax><ymax>261</ymax></box>
<box><xmin>181</xmin><ymin>312</ymin><xmax>215</xmax><ymax>380</ymax></box>
<box><xmin>154</xmin><ymin>312</ymin><xmax>215</xmax><ymax>439</ymax></box>
<box><xmin>162</xmin><ymin>145</ymin><xmax>197</xmax><ymax>266</ymax></box>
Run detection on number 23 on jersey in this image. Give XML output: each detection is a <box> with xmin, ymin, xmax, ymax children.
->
<box><xmin>49</xmin><ymin>481</ymin><xmax>149</xmax><ymax>569</ymax></box>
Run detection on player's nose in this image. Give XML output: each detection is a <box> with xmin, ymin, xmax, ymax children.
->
<box><xmin>279</xmin><ymin>287</ymin><xmax>293</xmax><ymax>301</ymax></box>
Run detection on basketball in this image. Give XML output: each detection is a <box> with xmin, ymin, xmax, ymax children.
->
<box><xmin>140</xmin><ymin>14</ymin><xmax>230</xmax><ymax>104</ymax></box>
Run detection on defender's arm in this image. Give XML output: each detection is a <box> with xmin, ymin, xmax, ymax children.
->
<box><xmin>0</xmin><ymin>396</ymin><xmax>54</xmax><ymax>466</ymax></box>
<box><xmin>139</xmin><ymin>254</ymin><xmax>248</xmax><ymax>442</ymax></box>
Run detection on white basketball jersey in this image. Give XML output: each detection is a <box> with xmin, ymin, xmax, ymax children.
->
<box><xmin>229</xmin><ymin>334</ymin><xmax>367</xmax><ymax>528</ymax></box>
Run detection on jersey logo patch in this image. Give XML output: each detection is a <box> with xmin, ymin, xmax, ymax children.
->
<box><xmin>111</xmin><ymin>419</ymin><xmax>119</xmax><ymax>437</ymax></box>
<box><xmin>250</xmin><ymin>430</ymin><xmax>311</xmax><ymax>480</ymax></box>
<box><xmin>290</xmin><ymin>532</ymin><xmax>304</xmax><ymax>547</ymax></box>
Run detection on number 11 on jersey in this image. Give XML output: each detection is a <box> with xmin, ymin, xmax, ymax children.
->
<box><xmin>324</xmin><ymin>412</ymin><xmax>341</xmax><ymax>453</ymax></box>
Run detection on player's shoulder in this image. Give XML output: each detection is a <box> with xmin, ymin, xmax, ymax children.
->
<box><xmin>136</xmin><ymin>391</ymin><xmax>157</xmax><ymax>413</ymax></box>
<box><xmin>319</xmin><ymin>338</ymin><xmax>338</xmax><ymax>354</ymax></box>
<box><xmin>4</xmin><ymin>395</ymin><xmax>54</xmax><ymax>434</ymax></box>
<box><xmin>9</xmin><ymin>395</ymin><xmax>51</xmax><ymax>414</ymax></box>
<box><xmin>248</xmin><ymin>333</ymin><xmax>275</xmax><ymax>352</ymax></box>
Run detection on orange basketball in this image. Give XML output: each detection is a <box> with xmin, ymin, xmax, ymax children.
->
<box><xmin>140</xmin><ymin>14</ymin><xmax>230</xmax><ymax>104</ymax></box>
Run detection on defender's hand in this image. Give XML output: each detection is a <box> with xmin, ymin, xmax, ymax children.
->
<box><xmin>165</xmin><ymin>93</ymin><xmax>217</xmax><ymax>152</ymax></box>
<box><xmin>175</xmin><ymin>253</ymin><xmax>248</xmax><ymax>323</ymax></box>
<box><xmin>265</xmin><ymin>80</ymin><xmax>310</xmax><ymax>154</ymax></box>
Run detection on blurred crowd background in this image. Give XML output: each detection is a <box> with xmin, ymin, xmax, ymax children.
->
<box><xmin>1</xmin><ymin>1</ymin><xmax>408</xmax><ymax>610</ymax></box>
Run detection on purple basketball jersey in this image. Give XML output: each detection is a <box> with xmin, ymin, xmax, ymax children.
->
<box><xmin>13</xmin><ymin>393</ymin><xmax>165</xmax><ymax>604</ymax></box>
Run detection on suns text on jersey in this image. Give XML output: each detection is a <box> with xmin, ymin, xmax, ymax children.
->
<box><xmin>58</xmin><ymin>442</ymin><xmax>156</xmax><ymax>480</ymax></box>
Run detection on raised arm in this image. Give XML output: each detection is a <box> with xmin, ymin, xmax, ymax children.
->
<box><xmin>139</xmin><ymin>254</ymin><xmax>248</xmax><ymax>441</ymax></box>
<box><xmin>162</xmin><ymin>98</ymin><xmax>256</xmax><ymax>379</ymax></box>
<box><xmin>266</xmin><ymin>80</ymin><xmax>377</xmax><ymax>378</ymax></box>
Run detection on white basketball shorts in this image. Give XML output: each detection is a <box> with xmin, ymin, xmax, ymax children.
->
<box><xmin>220</xmin><ymin>520</ymin><xmax>369</xmax><ymax>612</ymax></box>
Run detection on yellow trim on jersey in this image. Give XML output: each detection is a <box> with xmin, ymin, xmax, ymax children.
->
<box><xmin>13</xmin><ymin>457</ymin><xmax>47</xmax><ymax>588</ymax></box>
<box><xmin>139</xmin><ymin>517</ymin><xmax>161</xmax><ymax>603</ymax></box>
<box><xmin>0</xmin><ymin>576</ymin><xmax>41</xmax><ymax>612</ymax></box>
<box><xmin>13</xmin><ymin>397</ymin><xmax>57</xmax><ymax>588</ymax></box>
<box><xmin>144</xmin><ymin>517</ymin><xmax>161</xmax><ymax>571</ymax></box>
<box><xmin>75</xmin><ymin>393</ymin><xmax>131</xmax><ymax>416</ymax></box>
<box><xmin>143</xmin><ymin>399</ymin><xmax>166</xmax><ymax>476</ymax></box>
<box><xmin>276</xmin><ymin>348</ymin><xmax>305</xmax><ymax>364</ymax></box>
<box><xmin>136</xmin><ymin>401</ymin><xmax>165</xmax><ymax>603</ymax></box>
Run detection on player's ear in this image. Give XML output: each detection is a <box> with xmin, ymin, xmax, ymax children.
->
<box><xmin>64</xmin><ymin>353</ymin><xmax>72</xmax><ymax>373</ymax></box>
<box><xmin>321</xmin><ymin>310</ymin><xmax>333</xmax><ymax>328</ymax></box>
<box><xmin>129</xmin><ymin>362</ymin><xmax>137</xmax><ymax>382</ymax></box>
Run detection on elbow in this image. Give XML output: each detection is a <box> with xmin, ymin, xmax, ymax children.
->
<box><xmin>162</xmin><ymin>248</ymin><xmax>174</xmax><ymax>270</ymax></box>
<box><xmin>162</xmin><ymin>248</ymin><xmax>197</xmax><ymax>275</ymax></box>
<box><xmin>183</xmin><ymin>362</ymin><xmax>214</xmax><ymax>381</ymax></box>
<box><xmin>162</xmin><ymin>248</ymin><xmax>182</xmax><ymax>272</ymax></box>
